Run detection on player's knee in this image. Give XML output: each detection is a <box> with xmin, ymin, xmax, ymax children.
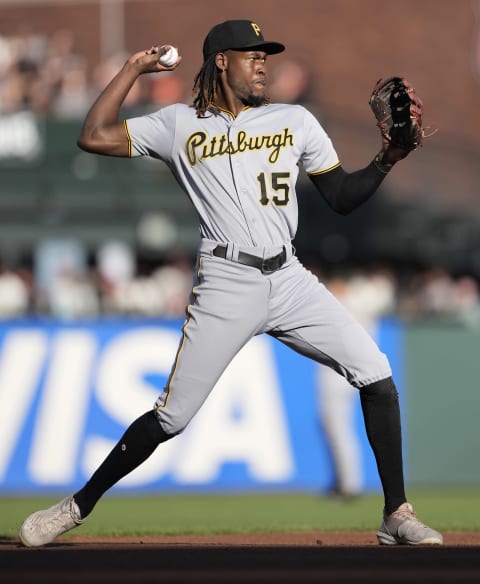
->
<box><xmin>154</xmin><ymin>417</ymin><xmax>188</xmax><ymax>439</ymax></box>
<box><xmin>152</xmin><ymin>406</ymin><xmax>191</xmax><ymax>438</ymax></box>
<box><xmin>360</xmin><ymin>376</ymin><xmax>399</xmax><ymax>402</ymax></box>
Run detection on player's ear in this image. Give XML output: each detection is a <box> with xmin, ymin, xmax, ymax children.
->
<box><xmin>215</xmin><ymin>52</ymin><xmax>227</xmax><ymax>71</ymax></box>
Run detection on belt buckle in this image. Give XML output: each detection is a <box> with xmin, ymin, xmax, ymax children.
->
<box><xmin>261</xmin><ymin>258</ymin><xmax>274</xmax><ymax>273</ymax></box>
<box><xmin>261</xmin><ymin>253</ymin><xmax>281</xmax><ymax>274</ymax></box>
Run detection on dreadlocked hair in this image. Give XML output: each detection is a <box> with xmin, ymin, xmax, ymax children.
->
<box><xmin>192</xmin><ymin>55</ymin><xmax>219</xmax><ymax>117</ymax></box>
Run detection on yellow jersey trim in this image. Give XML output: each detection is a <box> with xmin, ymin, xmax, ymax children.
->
<box><xmin>124</xmin><ymin>120</ymin><xmax>132</xmax><ymax>158</ymax></box>
<box><xmin>209</xmin><ymin>103</ymin><xmax>252</xmax><ymax>120</ymax></box>
<box><xmin>308</xmin><ymin>161</ymin><xmax>342</xmax><ymax>175</ymax></box>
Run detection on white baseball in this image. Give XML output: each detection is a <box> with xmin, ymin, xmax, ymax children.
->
<box><xmin>159</xmin><ymin>46</ymin><xmax>178</xmax><ymax>67</ymax></box>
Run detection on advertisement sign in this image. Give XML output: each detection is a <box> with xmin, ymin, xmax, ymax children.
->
<box><xmin>0</xmin><ymin>318</ymin><xmax>403</xmax><ymax>493</ymax></box>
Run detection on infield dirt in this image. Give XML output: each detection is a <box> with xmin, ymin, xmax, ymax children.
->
<box><xmin>2</xmin><ymin>533</ymin><xmax>480</xmax><ymax>583</ymax></box>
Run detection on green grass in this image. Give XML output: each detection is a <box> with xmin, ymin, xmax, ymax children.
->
<box><xmin>1</xmin><ymin>489</ymin><xmax>479</xmax><ymax>540</ymax></box>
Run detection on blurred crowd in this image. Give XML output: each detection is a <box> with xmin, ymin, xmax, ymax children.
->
<box><xmin>0</xmin><ymin>29</ymin><xmax>187</xmax><ymax>118</ymax></box>
<box><xmin>309</xmin><ymin>262</ymin><xmax>480</xmax><ymax>329</ymax></box>
<box><xmin>0</xmin><ymin>241</ymin><xmax>194</xmax><ymax>320</ymax></box>
<box><xmin>1</xmin><ymin>249</ymin><xmax>480</xmax><ymax>327</ymax></box>
<box><xmin>0</xmin><ymin>29</ymin><xmax>479</xmax><ymax>325</ymax></box>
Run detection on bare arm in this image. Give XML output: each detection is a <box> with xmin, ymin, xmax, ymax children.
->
<box><xmin>77</xmin><ymin>46</ymin><xmax>182</xmax><ymax>156</ymax></box>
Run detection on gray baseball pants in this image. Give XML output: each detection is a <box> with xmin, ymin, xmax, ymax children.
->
<box><xmin>154</xmin><ymin>239</ymin><xmax>391</xmax><ymax>436</ymax></box>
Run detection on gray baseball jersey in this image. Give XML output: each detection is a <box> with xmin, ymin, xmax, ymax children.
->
<box><xmin>125</xmin><ymin>103</ymin><xmax>391</xmax><ymax>436</ymax></box>
<box><xmin>126</xmin><ymin>103</ymin><xmax>339</xmax><ymax>247</ymax></box>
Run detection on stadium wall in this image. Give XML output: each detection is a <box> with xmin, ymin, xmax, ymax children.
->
<box><xmin>1</xmin><ymin>317</ymin><xmax>479</xmax><ymax>494</ymax></box>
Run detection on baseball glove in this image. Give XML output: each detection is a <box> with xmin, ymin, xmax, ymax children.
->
<box><xmin>369</xmin><ymin>76</ymin><xmax>424</xmax><ymax>151</ymax></box>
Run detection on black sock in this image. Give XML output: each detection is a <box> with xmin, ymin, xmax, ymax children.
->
<box><xmin>360</xmin><ymin>377</ymin><xmax>406</xmax><ymax>516</ymax></box>
<box><xmin>73</xmin><ymin>410</ymin><xmax>170</xmax><ymax>518</ymax></box>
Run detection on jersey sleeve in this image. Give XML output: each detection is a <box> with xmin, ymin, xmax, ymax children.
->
<box><xmin>124</xmin><ymin>104</ymin><xmax>177</xmax><ymax>161</ymax></box>
<box><xmin>300</xmin><ymin>108</ymin><xmax>341</xmax><ymax>175</ymax></box>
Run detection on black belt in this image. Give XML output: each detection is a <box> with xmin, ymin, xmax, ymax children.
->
<box><xmin>213</xmin><ymin>245</ymin><xmax>287</xmax><ymax>273</ymax></box>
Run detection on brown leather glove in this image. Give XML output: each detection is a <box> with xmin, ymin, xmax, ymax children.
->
<box><xmin>370</xmin><ymin>76</ymin><xmax>424</xmax><ymax>167</ymax></box>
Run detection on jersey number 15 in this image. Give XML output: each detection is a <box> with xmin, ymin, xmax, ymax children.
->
<box><xmin>257</xmin><ymin>172</ymin><xmax>291</xmax><ymax>206</ymax></box>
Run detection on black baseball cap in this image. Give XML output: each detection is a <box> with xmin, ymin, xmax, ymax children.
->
<box><xmin>203</xmin><ymin>20</ymin><xmax>285</xmax><ymax>61</ymax></box>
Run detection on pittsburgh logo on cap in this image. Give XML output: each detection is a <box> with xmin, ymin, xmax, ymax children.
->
<box><xmin>251</xmin><ymin>23</ymin><xmax>261</xmax><ymax>36</ymax></box>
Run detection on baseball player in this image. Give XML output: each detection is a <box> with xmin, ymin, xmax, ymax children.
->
<box><xmin>19</xmin><ymin>19</ymin><xmax>442</xmax><ymax>546</ymax></box>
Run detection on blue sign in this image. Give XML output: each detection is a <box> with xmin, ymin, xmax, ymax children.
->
<box><xmin>0</xmin><ymin>318</ymin><xmax>403</xmax><ymax>494</ymax></box>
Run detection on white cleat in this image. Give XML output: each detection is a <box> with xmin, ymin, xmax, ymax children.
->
<box><xmin>377</xmin><ymin>502</ymin><xmax>443</xmax><ymax>545</ymax></box>
<box><xmin>19</xmin><ymin>496</ymin><xmax>84</xmax><ymax>547</ymax></box>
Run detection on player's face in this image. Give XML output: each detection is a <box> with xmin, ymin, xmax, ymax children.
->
<box><xmin>224</xmin><ymin>50</ymin><xmax>268</xmax><ymax>107</ymax></box>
